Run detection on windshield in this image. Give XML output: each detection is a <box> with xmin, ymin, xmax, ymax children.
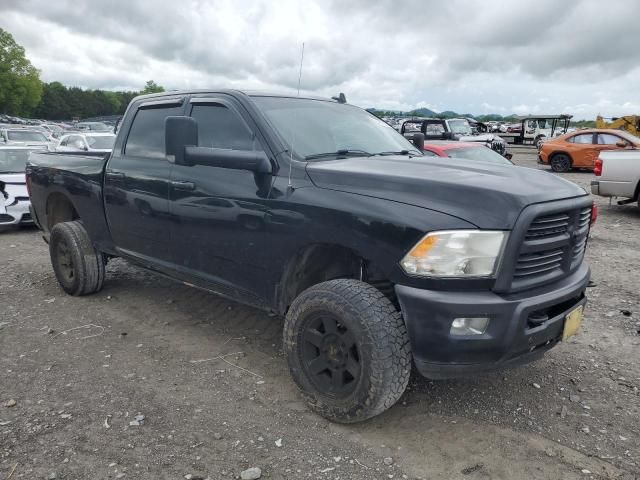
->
<box><xmin>448</xmin><ymin>119</ymin><xmax>472</xmax><ymax>135</ymax></box>
<box><xmin>446</xmin><ymin>146</ymin><xmax>513</xmax><ymax>165</ymax></box>
<box><xmin>252</xmin><ymin>97</ymin><xmax>419</xmax><ymax>159</ymax></box>
<box><xmin>87</xmin><ymin>135</ymin><xmax>115</xmax><ymax>149</ymax></box>
<box><xmin>44</xmin><ymin>124</ymin><xmax>63</xmax><ymax>133</ymax></box>
<box><xmin>0</xmin><ymin>149</ymin><xmax>33</xmax><ymax>173</ymax></box>
<box><xmin>7</xmin><ymin>130</ymin><xmax>47</xmax><ymax>142</ymax></box>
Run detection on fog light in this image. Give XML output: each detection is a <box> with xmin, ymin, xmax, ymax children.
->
<box><xmin>450</xmin><ymin>317</ymin><xmax>489</xmax><ymax>336</ymax></box>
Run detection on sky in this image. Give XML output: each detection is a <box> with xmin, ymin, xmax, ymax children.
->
<box><xmin>2</xmin><ymin>0</ymin><xmax>640</xmax><ymax>120</ymax></box>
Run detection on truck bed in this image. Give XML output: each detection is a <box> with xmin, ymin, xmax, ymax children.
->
<box><xmin>27</xmin><ymin>151</ymin><xmax>113</xmax><ymax>249</ymax></box>
<box><xmin>593</xmin><ymin>150</ymin><xmax>640</xmax><ymax>199</ymax></box>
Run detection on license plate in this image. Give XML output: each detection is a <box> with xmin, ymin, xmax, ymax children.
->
<box><xmin>562</xmin><ymin>305</ymin><xmax>584</xmax><ymax>340</ymax></box>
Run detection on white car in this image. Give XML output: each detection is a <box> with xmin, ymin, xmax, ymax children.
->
<box><xmin>0</xmin><ymin>128</ymin><xmax>50</xmax><ymax>148</ymax></box>
<box><xmin>56</xmin><ymin>132</ymin><xmax>116</xmax><ymax>153</ymax></box>
<box><xmin>0</xmin><ymin>146</ymin><xmax>46</xmax><ymax>231</ymax></box>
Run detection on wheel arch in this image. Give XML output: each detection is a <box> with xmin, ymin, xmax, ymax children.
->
<box><xmin>276</xmin><ymin>242</ymin><xmax>394</xmax><ymax>315</ymax></box>
<box><xmin>45</xmin><ymin>192</ymin><xmax>80</xmax><ymax>232</ymax></box>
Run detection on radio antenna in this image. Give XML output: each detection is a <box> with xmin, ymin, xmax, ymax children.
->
<box><xmin>288</xmin><ymin>42</ymin><xmax>305</xmax><ymax>189</ymax></box>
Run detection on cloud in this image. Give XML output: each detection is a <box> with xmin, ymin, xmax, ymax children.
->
<box><xmin>2</xmin><ymin>0</ymin><xmax>640</xmax><ymax>119</ymax></box>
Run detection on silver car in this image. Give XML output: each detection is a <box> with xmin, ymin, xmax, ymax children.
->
<box><xmin>0</xmin><ymin>146</ymin><xmax>45</xmax><ymax>231</ymax></box>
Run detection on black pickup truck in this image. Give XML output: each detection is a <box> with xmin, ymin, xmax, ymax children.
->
<box><xmin>400</xmin><ymin>117</ymin><xmax>510</xmax><ymax>157</ymax></box>
<box><xmin>27</xmin><ymin>90</ymin><xmax>593</xmax><ymax>423</ymax></box>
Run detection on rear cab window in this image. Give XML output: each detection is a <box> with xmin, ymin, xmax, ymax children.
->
<box><xmin>124</xmin><ymin>103</ymin><xmax>184</xmax><ymax>158</ymax></box>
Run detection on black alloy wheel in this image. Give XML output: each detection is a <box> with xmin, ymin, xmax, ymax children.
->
<box><xmin>300</xmin><ymin>312</ymin><xmax>362</xmax><ymax>397</ymax></box>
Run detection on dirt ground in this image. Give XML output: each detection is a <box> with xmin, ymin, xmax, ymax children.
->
<box><xmin>1</xmin><ymin>149</ymin><xmax>639</xmax><ymax>480</ymax></box>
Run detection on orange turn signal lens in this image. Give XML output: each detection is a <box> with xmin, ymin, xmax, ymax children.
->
<box><xmin>408</xmin><ymin>235</ymin><xmax>438</xmax><ymax>258</ymax></box>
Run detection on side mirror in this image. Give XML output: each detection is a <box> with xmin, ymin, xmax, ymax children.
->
<box><xmin>616</xmin><ymin>141</ymin><xmax>628</xmax><ymax>148</ymax></box>
<box><xmin>412</xmin><ymin>133</ymin><xmax>425</xmax><ymax>151</ymax></box>
<box><xmin>184</xmin><ymin>146</ymin><xmax>272</xmax><ymax>174</ymax></box>
<box><xmin>165</xmin><ymin>116</ymin><xmax>198</xmax><ymax>165</ymax></box>
<box><xmin>505</xmin><ymin>153</ymin><xmax>513</xmax><ymax>160</ymax></box>
<box><xmin>442</xmin><ymin>131</ymin><xmax>454</xmax><ymax>140</ymax></box>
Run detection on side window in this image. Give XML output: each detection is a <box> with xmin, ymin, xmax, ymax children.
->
<box><xmin>597</xmin><ymin>134</ymin><xmax>624</xmax><ymax>145</ymax></box>
<box><xmin>570</xmin><ymin>133</ymin><xmax>594</xmax><ymax>144</ymax></box>
<box><xmin>125</xmin><ymin>105</ymin><xmax>183</xmax><ymax>159</ymax></box>
<box><xmin>191</xmin><ymin>104</ymin><xmax>256</xmax><ymax>151</ymax></box>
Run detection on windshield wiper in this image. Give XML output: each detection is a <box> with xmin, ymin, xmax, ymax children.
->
<box><xmin>373</xmin><ymin>149</ymin><xmax>420</xmax><ymax>156</ymax></box>
<box><xmin>305</xmin><ymin>149</ymin><xmax>371</xmax><ymax>160</ymax></box>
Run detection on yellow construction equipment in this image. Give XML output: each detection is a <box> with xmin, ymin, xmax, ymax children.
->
<box><xmin>596</xmin><ymin>115</ymin><xmax>640</xmax><ymax>136</ymax></box>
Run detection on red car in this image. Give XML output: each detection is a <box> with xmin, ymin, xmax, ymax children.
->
<box><xmin>422</xmin><ymin>141</ymin><xmax>514</xmax><ymax>165</ymax></box>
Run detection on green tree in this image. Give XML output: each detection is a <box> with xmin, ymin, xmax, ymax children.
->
<box><xmin>0</xmin><ymin>28</ymin><xmax>42</xmax><ymax>115</ymax></box>
<box><xmin>141</xmin><ymin>80</ymin><xmax>164</xmax><ymax>94</ymax></box>
<box><xmin>35</xmin><ymin>82</ymin><xmax>70</xmax><ymax>119</ymax></box>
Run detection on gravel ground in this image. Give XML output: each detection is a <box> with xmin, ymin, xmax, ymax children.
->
<box><xmin>1</xmin><ymin>149</ymin><xmax>638</xmax><ymax>480</ymax></box>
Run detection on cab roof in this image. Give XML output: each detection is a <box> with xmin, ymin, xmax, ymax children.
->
<box><xmin>133</xmin><ymin>89</ymin><xmax>342</xmax><ymax>104</ymax></box>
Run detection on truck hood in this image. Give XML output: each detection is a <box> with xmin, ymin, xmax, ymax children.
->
<box><xmin>306</xmin><ymin>156</ymin><xmax>587</xmax><ymax>229</ymax></box>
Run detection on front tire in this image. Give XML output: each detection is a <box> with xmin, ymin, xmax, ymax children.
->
<box><xmin>283</xmin><ymin>279</ymin><xmax>411</xmax><ymax>423</ymax></box>
<box><xmin>550</xmin><ymin>153</ymin><xmax>571</xmax><ymax>172</ymax></box>
<box><xmin>49</xmin><ymin>221</ymin><xmax>105</xmax><ymax>296</ymax></box>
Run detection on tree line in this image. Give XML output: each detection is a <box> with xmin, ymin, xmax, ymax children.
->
<box><xmin>0</xmin><ymin>27</ymin><xmax>164</xmax><ymax>120</ymax></box>
<box><xmin>33</xmin><ymin>80</ymin><xmax>163</xmax><ymax>120</ymax></box>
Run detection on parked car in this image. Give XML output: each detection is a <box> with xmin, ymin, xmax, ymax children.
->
<box><xmin>591</xmin><ymin>148</ymin><xmax>640</xmax><ymax>208</ymax></box>
<box><xmin>0</xmin><ymin>146</ymin><xmax>45</xmax><ymax>231</ymax></box>
<box><xmin>27</xmin><ymin>89</ymin><xmax>593</xmax><ymax>423</ymax></box>
<box><xmin>422</xmin><ymin>141</ymin><xmax>513</xmax><ymax>164</ymax></box>
<box><xmin>0</xmin><ymin>128</ymin><xmax>50</xmax><ymax>148</ymax></box>
<box><xmin>74</xmin><ymin>121</ymin><xmax>113</xmax><ymax>132</ymax></box>
<box><xmin>56</xmin><ymin>132</ymin><xmax>116</xmax><ymax>153</ymax></box>
<box><xmin>538</xmin><ymin>129</ymin><xmax>640</xmax><ymax>172</ymax></box>
<box><xmin>400</xmin><ymin>118</ymin><xmax>509</xmax><ymax>157</ymax></box>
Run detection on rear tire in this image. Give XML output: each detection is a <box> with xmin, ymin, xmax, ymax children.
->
<box><xmin>550</xmin><ymin>153</ymin><xmax>571</xmax><ymax>172</ymax></box>
<box><xmin>49</xmin><ymin>221</ymin><xmax>105</xmax><ymax>296</ymax></box>
<box><xmin>283</xmin><ymin>279</ymin><xmax>411</xmax><ymax>423</ymax></box>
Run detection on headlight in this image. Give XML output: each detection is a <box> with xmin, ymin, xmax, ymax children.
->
<box><xmin>400</xmin><ymin>230</ymin><xmax>508</xmax><ymax>278</ymax></box>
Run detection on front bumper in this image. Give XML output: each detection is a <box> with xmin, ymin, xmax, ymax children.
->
<box><xmin>396</xmin><ymin>263</ymin><xmax>590</xmax><ymax>379</ymax></box>
<box><xmin>0</xmin><ymin>200</ymin><xmax>33</xmax><ymax>228</ymax></box>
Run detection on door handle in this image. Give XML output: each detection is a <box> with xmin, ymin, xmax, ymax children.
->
<box><xmin>170</xmin><ymin>180</ymin><xmax>196</xmax><ymax>191</ymax></box>
<box><xmin>106</xmin><ymin>171</ymin><xmax>125</xmax><ymax>180</ymax></box>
